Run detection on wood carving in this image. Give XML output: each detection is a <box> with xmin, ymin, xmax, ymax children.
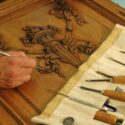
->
<box><xmin>21</xmin><ymin>25</ymin><xmax>96</xmax><ymax>77</ymax></box>
<box><xmin>49</xmin><ymin>0</ymin><xmax>86</xmax><ymax>32</ymax></box>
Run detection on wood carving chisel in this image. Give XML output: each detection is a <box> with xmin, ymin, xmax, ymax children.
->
<box><xmin>94</xmin><ymin>110</ymin><xmax>123</xmax><ymax>125</ymax></box>
<box><xmin>95</xmin><ymin>71</ymin><xmax>125</xmax><ymax>84</ymax></box>
<box><xmin>47</xmin><ymin>89</ymin><xmax>123</xmax><ymax>125</ymax></box>
<box><xmin>80</xmin><ymin>86</ymin><xmax>125</xmax><ymax>102</ymax></box>
<box><xmin>47</xmin><ymin>89</ymin><xmax>116</xmax><ymax>112</ymax></box>
<box><xmin>0</xmin><ymin>50</ymin><xmax>11</xmax><ymax>56</ymax></box>
<box><xmin>108</xmin><ymin>57</ymin><xmax>125</xmax><ymax>66</ymax></box>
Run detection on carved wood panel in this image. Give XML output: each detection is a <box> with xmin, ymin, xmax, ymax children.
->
<box><xmin>0</xmin><ymin>0</ymin><xmax>124</xmax><ymax>125</ymax></box>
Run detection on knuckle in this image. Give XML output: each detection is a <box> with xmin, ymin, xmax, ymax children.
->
<box><xmin>25</xmin><ymin>75</ymin><xmax>31</xmax><ymax>81</ymax></box>
<box><xmin>4</xmin><ymin>81</ymin><xmax>14</xmax><ymax>88</ymax></box>
<box><xmin>6</xmin><ymin>70</ymin><xmax>18</xmax><ymax>78</ymax></box>
<box><xmin>5</xmin><ymin>80</ymin><xmax>22</xmax><ymax>88</ymax></box>
<box><xmin>28</xmin><ymin>68</ymin><xmax>33</xmax><ymax>74</ymax></box>
<box><xmin>8</xmin><ymin>58</ymin><xmax>18</xmax><ymax>66</ymax></box>
<box><xmin>30</xmin><ymin>59</ymin><xmax>37</xmax><ymax>67</ymax></box>
<box><xmin>17</xmin><ymin>51</ymin><xmax>26</xmax><ymax>57</ymax></box>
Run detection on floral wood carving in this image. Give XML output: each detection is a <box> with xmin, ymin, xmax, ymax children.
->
<box><xmin>21</xmin><ymin>25</ymin><xmax>96</xmax><ymax>78</ymax></box>
<box><xmin>49</xmin><ymin>0</ymin><xmax>86</xmax><ymax>32</ymax></box>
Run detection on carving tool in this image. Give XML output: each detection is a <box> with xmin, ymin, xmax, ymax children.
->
<box><xmin>0</xmin><ymin>50</ymin><xmax>11</xmax><ymax>56</ymax></box>
<box><xmin>94</xmin><ymin>110</ymin><xmax>123</xmax><ymax>125</ymax></box>
<box><xmin>80</xmin><ymin>86</ymin><xmax>125</xmax><ymax>102</ymax></box>
<box><xmin>0</xmin><ymin>50</ymin><xmax>40</xmax><ymax>70</ymax></box>
<box><xmin>95</xmin><ymin>71</ymin><xmax>125</xmax><ymax>84</ymax></box>
<box><xmin>108</xmin><ymin>57</ymin><xmax>125</xmax><ymax>66</ymax></box>
<box><xmin>47</xmin><ymin>89</ymin><xmax>116</xmax><ymax>112</ymax></box>
<box><xmin>47</xmin><ymin>89</ymin><xmax>123</xmax><ymax>125</ymax></box>
<box><xmin>86</xmin><ymin>79</ymin><xmax>111</xmax><ymax>82</ymax></box>
<box><xmin>96</xmin><ymin>71</ymin><xmax>112</xmax><ymax>78</ymax></box>
<box><xmin>120</xmin><ymin>50</ymin><xmax>125</xmax><ymax>54</ymax></box>
<box><xmin>48</xmin><ymin>89</ymin><xmax>102</xmax><ymax>109</ymax></box>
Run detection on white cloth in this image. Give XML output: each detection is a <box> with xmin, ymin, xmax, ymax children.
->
<box><xmin>32</xmin><ymin>24</ymin><xmax>125</xmax><ymax>125</ymax></box>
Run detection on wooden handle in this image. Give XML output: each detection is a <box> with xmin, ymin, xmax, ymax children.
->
<box><xmin>103</xmin><ymin>90</ymin><xmax>125</xmax><ymax>102</ymax></box>
<box><xmin>112</xmin><ymin>76</ymin><xmax>125</xmax><ymax>84</ymax></box>
<box><xmin>94</xmin><ymin>110</ymin><xmax>117</xmax><ymax>125</ymax></box>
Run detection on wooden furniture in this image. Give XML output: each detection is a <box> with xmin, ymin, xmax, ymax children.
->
<box><xmin>0</xmin><ymin>0</ymin><xmax>125</xmax><ymax>125</ymax></box>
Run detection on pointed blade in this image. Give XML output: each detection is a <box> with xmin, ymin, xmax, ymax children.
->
<box><xmin>86</xmin><ymin>79</ymin><xmax>110</xmax><ymax>82</ymax></box>
<box><xmin>80</xmin><ymin>86</ymin><xmax>102</xmax><ymax>93</ymax></box>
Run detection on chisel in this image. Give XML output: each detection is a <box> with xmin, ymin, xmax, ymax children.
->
<box><xmin>94</xmin><ymin>71</ymin><xmax>125</xmax><ymax>84</ymax></box>
<box><xmin>94</xmin><ymin>110</ymin><xmax>123</xmax><ymax>125</ymax></box>
<box><xmin>80</xmin><ymin>86</ymin><xmax>125</xmax><ymax>102</ymax></box>
<box><xmin>48</xmin><ymin>89</ymin><xmax>123</xmax><ymax>125</ymax></box>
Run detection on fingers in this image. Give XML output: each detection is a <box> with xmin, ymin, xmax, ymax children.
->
<box><xmin>5</xmin><ymin>53</ymin><xmax>36</xmax><ymax>69</ymax></box>
<box><xmin>4</xmin><ymin>67</ymin><xmax>33</xmax><ymax>78</ymax></box>
<box><xmin>7</xmin><ymin>51</ymin><xmax>27</xmax><ymax>57</ymax></box>
<box><xmin>19</xmin><ymin>57</ymin><xmax>37</xmax><ymax>68</ymax></box>
<box><xmin>1</xmin><ymin>75</ymin><xmax>31</xmax><ymax>88</ymax></box>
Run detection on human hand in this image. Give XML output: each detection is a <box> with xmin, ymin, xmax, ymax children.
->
<box><xmin>0</xmin><ymin>51</ymin><xmax>36</xmax><ymax>88</ymax></box>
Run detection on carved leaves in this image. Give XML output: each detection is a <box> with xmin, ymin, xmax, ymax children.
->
<box><xmin>0</xmin><ymin>0</ymin><xmax>96</xmax><ymax>78</ymax></box>
<box><xmin>21</xmin><ymin>25</ymin><xmax>96</xmax><ymax>78</ymax></box>
<box><xmin>49</xmin><ymin>0</ymin><xmax>86</xmax><ymax>32</ymax></box>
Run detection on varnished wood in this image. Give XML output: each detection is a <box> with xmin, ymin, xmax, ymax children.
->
<box><xmin>0</xmin><ymin>0</ymin><xmax>124</xmax><ymax>125</ymax></box>
<box><xmin>94</xmin><ymin>110</ymin><xmax>117</xmax><ymax>125</ymax></box>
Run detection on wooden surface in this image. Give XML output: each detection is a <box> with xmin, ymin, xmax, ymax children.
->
<box><xmin>0</xmin><ymin>0</ymin><xmax>124</xmax><ymax>125</ymax></box>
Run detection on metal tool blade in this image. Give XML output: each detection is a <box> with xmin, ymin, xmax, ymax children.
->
<box><xmin>86</xmin><ymin>79</ymin><xmax>111</xmax><ymax>82</ymax></box>
<box><xmin>96</xmin><ymin>71</ymin><xmax>112</xmax><ymax>78</ymax></box>
<box><xmin>108</xmin><ymin>57</ymin><xmax>125</xmax><ymax>66</ymax></box>
<box><xmin>48</xmin><ymin>89</ymin><xmax>102</xmax><ymax>110</ymax></box>
<box><xmin>80</xmin><ymin>86</ymin><xmax>103</xmax><ymax>93</ymax></box>
<box><xmin>0</xmin><ymin>50</ymin><xmax>11</xmax><ymax>56</ymax></box>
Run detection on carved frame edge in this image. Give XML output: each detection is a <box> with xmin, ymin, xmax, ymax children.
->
<box><xmin>0</xmin><ymin>0</ymin><xmax>40</xmax><ymax>17</ymax></box>
<box><xmin>80</xmin><ymin>0</ymin><xmax>125</xmax><ymax>26</ymax></box>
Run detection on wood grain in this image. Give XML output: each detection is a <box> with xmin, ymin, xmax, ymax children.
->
<box><xmin>0</xmin><ymin>0</ymin><xmax>124</xmax><ymax>125</ymax></box>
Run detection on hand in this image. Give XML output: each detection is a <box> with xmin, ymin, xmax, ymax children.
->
<box><xmin>0</xmin><ymin>51</ymin><xmax>36</xmax><ymax>88</ymax></box>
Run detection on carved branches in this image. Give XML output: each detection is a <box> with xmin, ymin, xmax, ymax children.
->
<box><xmin>37</xmin><ymin>60</ymin><xmax>65</xmax><ymax>78</ymax></box>
<box><xmin>0</xmin><ymin>0</ymin><xmax>95</xmax><ymax>78</ymax></box>
<box><xmin>21</xmin><ymin>25</ymin><xmax>60</xmax><ymax>46</ymax></box>
<box><xmin>21</xmin><ymin>25</ymin><xmax>96</xmax><ymax>78</ymax></box>
<box><xmin>49</xmin><ymin>0</ymin><xmax>86</xmax><ymax>32</ymax></box>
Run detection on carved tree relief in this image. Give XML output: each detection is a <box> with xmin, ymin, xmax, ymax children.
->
<box><xmin>21</xmin><ymin>25</ymin><xmax>96</xmax><ymax>78</ymax></box>
<box><xmin>0</xmin><ymin>0</ymin><xmax>96</xmax><ymax>78</ymax></box>
<box><xmin>49</xmin><ymin>0</ymin><xmax>86</xmax><ymax>32</ymax></box>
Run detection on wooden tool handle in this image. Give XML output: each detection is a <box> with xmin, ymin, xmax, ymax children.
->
<box><xmin>94</xmin><ymin>110</ymin><xmax>117</xmax><ymax>125</ymax></box>
<box><xmin>112</xmin><ymin>76</ymin><xmax>125</xmax><ymax>84</ymax></box>
<box><xmin>103</xmin><ymin>90</ymin><xmax>125</xmax><ymax>102</ymax></box>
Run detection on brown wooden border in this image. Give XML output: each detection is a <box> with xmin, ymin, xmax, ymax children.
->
<box><xmin>0</xmin><ymin>0</ymin><xmax>39</xmax><ymax>17</ymax></box>
<box><xmin>80</xmin><ymin>0</ymin><xmax>125</xmax><ymax>25</ymax></box>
